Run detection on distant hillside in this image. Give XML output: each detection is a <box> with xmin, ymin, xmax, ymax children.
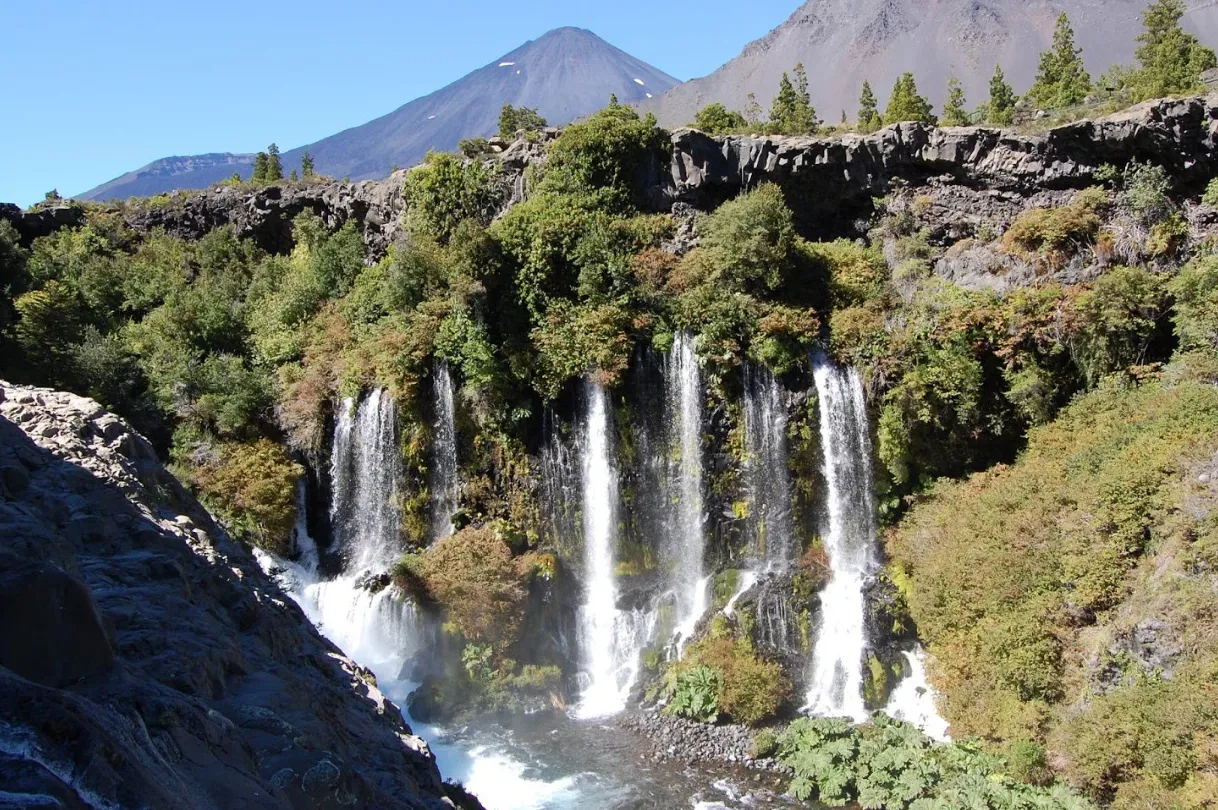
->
<box><xmin>79</xmin><ymin>27</ymin><xmax>678</xmax><ymax>202</ymax></box>
<box><xmin>641</xmin><ymin>0</ymin><xmax>1218</xmax><ymax>128</ymax></box>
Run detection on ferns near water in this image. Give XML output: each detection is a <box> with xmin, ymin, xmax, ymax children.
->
<box><xmin>777</xmin><ymin>715</ymin><xmax>1094</xmax><ymax>810</ymax></box>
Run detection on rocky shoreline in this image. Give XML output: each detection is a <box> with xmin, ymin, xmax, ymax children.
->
<box><xmin>618</xmin><ymin>710</ymin><xmax>793</xmax><ymax>777</ymax></box>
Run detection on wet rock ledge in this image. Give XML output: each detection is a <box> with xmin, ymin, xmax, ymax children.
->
<box><xmin>0</xmin><ymin>381</ymin><xmax>480</xmax><ymax>810</ymax></box>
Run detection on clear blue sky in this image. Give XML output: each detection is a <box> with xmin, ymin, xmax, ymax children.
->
<box><xmin>0</xmin><ymin>0</ymin><xmax>798</xmax><ymax>207</ymax></box>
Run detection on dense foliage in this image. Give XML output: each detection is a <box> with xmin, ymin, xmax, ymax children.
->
<box><xmin>889</xmin><ymin>349</ymin><xmax>1218</xmax><ymax>806</ymax></box>
<box><xmin>778</xmin><ymin>715</ymin><xmax>1093</xmax><ymax>809</ymax></box>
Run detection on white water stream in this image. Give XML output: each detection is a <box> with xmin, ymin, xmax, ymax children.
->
<box><xmin>431</xmin><ymin>361</ymin><xmax>459</xmax><ymax>539</ymax></box>
<box><xmin>667</xmin><ymin>332</ymin><xmax>709</xmax><ymax>656</ymax></box>
<box><xmin>805</xmin><ymin>359</ymin><xmax>875</xmax><ymax>721</ymax></box>
<box><xmin>573</xmin><ymin>383</ymin><xmax>655</xmax><ymax>718</ymax></box>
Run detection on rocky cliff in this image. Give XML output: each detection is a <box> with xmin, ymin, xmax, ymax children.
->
<box><xmin>7</xmin><ymin>96</ymin><xmax>1216</xmax><ymax>257</ymax></box>
<box><xmin>0</xmin><ymin>382</ymin><xmax>476</xmax><ymax>810</ymax></box>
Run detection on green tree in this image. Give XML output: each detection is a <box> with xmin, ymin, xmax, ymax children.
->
<box><xmin>770</xmin><ymin>63</ymin><xmax>818</xmax><ymax>134</ymax></box>
<box><xmin>858</xmin><ymin>80</ymin><xmax>882</xmax><ymax>132</ymax></box>
<box><xmin>987</xmin><ymin>64</ymin><xmax>1018</xmax><ymax>125</ymax></box>
<box><xmin>497</xmin><ymin>104</ymin><xmax>547</xmax><ymax>140</ymax></box>
<box><xmin>743</xmin><ymin>92</ymin><xmax>762</xmax><ymax>125</ymax></box>
<box><xmin>300</xmin><ymin>150</ymin><xmax>315</xmax><ymax>179</ymax></box>
<box><xmin>693</xmin><ymin>103</ymin><xmax>746</xmax><ymax>134</ymax></box>
<box><xmin>940</xmin><ymin>77</ymin><xmax>970</xmax><ymax>126</ymax></box>
<box><xmin>885</xmin><ymin>72</ymin><xmax>936</xmax><ymax>124</ymax></box>
<box><xmin>1131</xmin><ymin>0</ymin><xmax>1218</xmax><ymax>97</ymax></box>
<box><xmin>44</xmin><ymin>189</ymin><xmax>62</xmax><ymax>202</ymax></box>
<box><xmin>1026</xmin><ymin>13</ymin><xmax>1092</xmax><ymax>109</ymax></box>
<box><xmin>252</xmin><ymin>152</ymin><xmax>268</xmax><ymax>183</ymax></box>
<box><xmin>608</xmin><ymin>93</ymin><xmax>618</xmax><ymax>106</ymax></box>
<box><xmin>265</xmin><ymin>143</ymin><xmax>283</xmax><ymax>182</ymax></box>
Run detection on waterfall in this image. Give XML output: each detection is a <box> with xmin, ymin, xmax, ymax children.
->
<box><xmin>574</xmin><ymin>383</ymin><xmax>653</xmax><ymax>718</ymax></box>
<box><xmin>291</xmin><ymin>479</ymin><xmax>319</xmax><ymax>572</ymax></box>
<box><xmin>667</xmin><ymin>332</ymin><xmax>708</xmax><ymax>655</ymax></box>
<box><xmin>431</xmin><ymin>361</ymin><xmax>459</xmax><ymax>539</ymax></box>
<box><xmin>885</xmin><ymin>647</ymin><xmax>950</xmax><ymax>740</ymax></box>
<box><xmin>329</xmin><ymin>389</ymin><xmax>402</xmax><ymax>572</ymax></box>
<box><xmin>740</xmin><ymin>365</ymin><xmax>797</xmax><ymax>649</ymax></box>
<box><xmin>742</xmin><ymin>365</ymin><xmax>795</xmax><ymax>568</ymax></box>
<box><xmin>805</xmin><ymin>358</ymin><xmax>876</xmax><ymax>721</ymax></box>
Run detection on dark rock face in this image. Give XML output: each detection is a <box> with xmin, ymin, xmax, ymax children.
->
<box><xmin>665</xmin><ymin>96</ymin><xmax>1218</xmax><ymax>236</ymax></box>
<box><xmin>0</xmin><ymin>562</ymin><xmax>115</xmax><ymax>687</ymax></box>
<box><xmin>0</xmin><ymin>383</ymin><xmax>474</xmax><ymax>810</ymax></box>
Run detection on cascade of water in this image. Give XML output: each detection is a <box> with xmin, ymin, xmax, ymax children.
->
<box><xmin>666</xmin><ymin>332</ymin><xmax>708</xmax><ymax>655</ymax></box>
<box><xmin>291</xmin><ymin>478</ymin><xmax>319</xmax><ymax>573</ymax></box>
<box><xmin>885</xmin><ymin>647</ymin><xmax>950</xmax><ymax>740</ymax></box>
<box><xmin>805</xmin><ymin>358</ymin><xmax>876</xmax><ymax>721</ymax></box>
<box><xmin>574</xmin><ymin>383</ymin><xmax>654</xmax><ymax>718</ymax></box>
<box><xmin>722</xmin><ymin>571</ymin><xmax>759</xmax><ymax>618</ymax></box>
<box><xmin>329</xmin><ymin>389</ymin><xmax>403</xmax><ymax>572</ymax></box>
<box><xmin>741</xmin><ymin>365</ymin><xmax>795</xmax><ymax>568</ymax></box>
<box><xmin>431</xmin><ymin>361</ymin><xmax>460</xmax><ymax>540</ymax></box>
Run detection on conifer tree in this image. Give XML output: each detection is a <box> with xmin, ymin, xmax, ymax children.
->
<box><xmin>609</xmin><ymin>93</ymin><xmax>619</xmax><ymax>106</ymax></box>
<box><xmin>858</xmin><ymin>80</ymin><xmax>882</xmax><ymax>132</ymax></box>
<box><xmin>266</xmin><ymin>144</ymin><xmax>283</xmax><ymax>182</ymax></box>
<box><xmin>885</xmin><ymin>72</ymin><xmax>936</xmax><ymax>124</ymax></box>
<box><xmin>252</xmin><ymin>152</ymin><xmax>269</xmax><ymax>183</ymax></box>
<box><xmin>987</xmin><ymin>64</ymin><xmax>1018</xmax><ymax>125</ymax></box>
<box><xmin>941</xmin><ymin>77</ymin><xmax>970</xmax><ymax>126</ymax></box>
<box><xmin>770</xmin><ymin>63</ymin><xmax>818</xmax><ymax>134</ymax></box>
<box><xmin>1132</xmin><ymin>0</ymin><xmax>1217</xmax><ymax>97</ymax></box>
<box><xmin>1026</xmin><ymin>13</ymin><xmax>1091</xmax><ymax>109</ymax></box>
<box><xmin>301</xmin><ymin>150</ymin><xmax>315</xmax><ymax>179</ymax></box>
<box><xmin>289</xmin><ymin>169</ymin><xmax>298</xmax><ymax>182</ymax></box>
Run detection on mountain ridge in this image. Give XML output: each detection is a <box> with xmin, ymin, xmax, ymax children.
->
<box><xmin>640</xmin><ymin>0</ymin><xmax>1218</xmax><ymax>128</ymax></box>
<box><xmin>79</xmin><ymin>27</ymin><xmax>677</xmax><ymax>201</ymax></box>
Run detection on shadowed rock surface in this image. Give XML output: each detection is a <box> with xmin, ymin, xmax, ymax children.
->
<box><xmin>0</xmin><ymin>382</ymin><xmax>478</xmax><ymax>810</ymax></box>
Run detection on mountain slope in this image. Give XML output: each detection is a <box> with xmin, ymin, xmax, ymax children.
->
<box><xmin>641</xmin><ymin>0</ymin><xmax>1218</xmax><ymax>128</ymax></box>
<box><xmin>79</xmin><ymin>27</ymin><xmax>677</xmax><ymax>202</ymax></box>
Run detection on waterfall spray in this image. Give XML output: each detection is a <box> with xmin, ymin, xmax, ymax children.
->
<box><xmin>805</xmin><ymin>358</ymin><xmax>876</xmax><ymax>721</ymax></box>
<box><xmin>431</xmin><ymin>360</ymin><xmax>459</xmax><ymax>540</ymax></box>
<box><xmin>667</xmin><ymin>332</ymin><xmax>708</xmax><ymax>655</ymax></box>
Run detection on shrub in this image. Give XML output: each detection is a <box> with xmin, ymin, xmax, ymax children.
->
<box><xmin>777</xmin><ymin>714</ymin><xmax>1094</xmax><ymax>809</ymax></box>
<box><xmin>1169</xmin><ymin>254</ymin><xmax>1218</xmax><ymax>352</ymax></box>
<box><xmin>750</xmin><ymin>729</ymin><xmax>778</xmax><ymax>759</ymax></box>
<box><xmin>394</xmin><ymin>525</ymin><xmax>530</xmax><ymax>648</ymax></box>
<box><xmin>536</xmin><ymin>105</ymin><xmax>670</xmax><ymax>207</ymax></box>
<box><xmin>180</xmin><ymin>437</ymin><xmax>302</xmax><ymax>554</ymax></box>
<box><xmin>530</xmin><ymin>300</ymin><xmax>633</xmax><ymax>399</ymax></box>
<box><xmin>1118</xmin><ymin>162</ymin><xmax>1171</xmax><ymax>226</ymax></box>
<box><xmin>693</xmin><ymin>103</ymin><xmax>746</xmax><ymax>134</ymax></box>
<box><xmin>666</xmin><ymin>665</ymin><xmax>722</xmax><ymax>723</ymax></box>
<box><xmin>665</xmin><ymin>632</ymin><xmax>791</xmax><ymax>727</ymax></box>
<box><xmin>701</xmin><ymin>184</ymin><xmax>795</xmax><ymax>293</ymax></box>
<box><xmin>1202</xmin><ymin>177</ymin><xmax>1218</xmax><ymax>207</ymax></box>
<box><xmin>403</xmin><ymin>152</ymin><xmax>504</xmax><ymax>243</ymax></box>
<box><xmin>1001</xmin><ymin>190</ymin><xmax>1104</xmax><ymax>263</ymax></box>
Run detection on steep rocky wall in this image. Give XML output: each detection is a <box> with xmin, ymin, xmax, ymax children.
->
<box><xmin>666</xmin><ymin>96</ymin><xmax>1218</xmax><ymax>234</ymax></box>
<box><xmin>0</xmin><ymin>382</ymin><xmax>475</xmax><ymax>810</ymax></box>
<box><xmin>6</xmin><ymin>96</ymin><xmax>1215</xmax><ymax>257</ymax></box>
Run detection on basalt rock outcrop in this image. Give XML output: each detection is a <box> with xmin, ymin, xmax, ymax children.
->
<box><xmin>666</xmin><ymin>95</ymin><xmax>1218</xmax><ymax>235</ymax></box>
<box><xmin>6</xmin><ymin>96</ymin><xmax>1217</xmax><ymax>258</ymax></box>
<box><xmin>0</xmin><ymin>382</ymin><xmax>477</xmax><ymax>810</ymax></box>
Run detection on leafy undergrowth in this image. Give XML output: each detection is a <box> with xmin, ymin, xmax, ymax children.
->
<box><xmin>777</xmin><ymin>715</ymin><xmax>1093</xmax><ymax>809</ymax></box>
<box><xmin>662</xmin><ymin>614</ymin><xmax>792</xmax><ymax>727</ymax></box>
<box><xmin>889</xmin><ymin>353</ymin><xmax>1218</xmax><ymax>806</ymax></box>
